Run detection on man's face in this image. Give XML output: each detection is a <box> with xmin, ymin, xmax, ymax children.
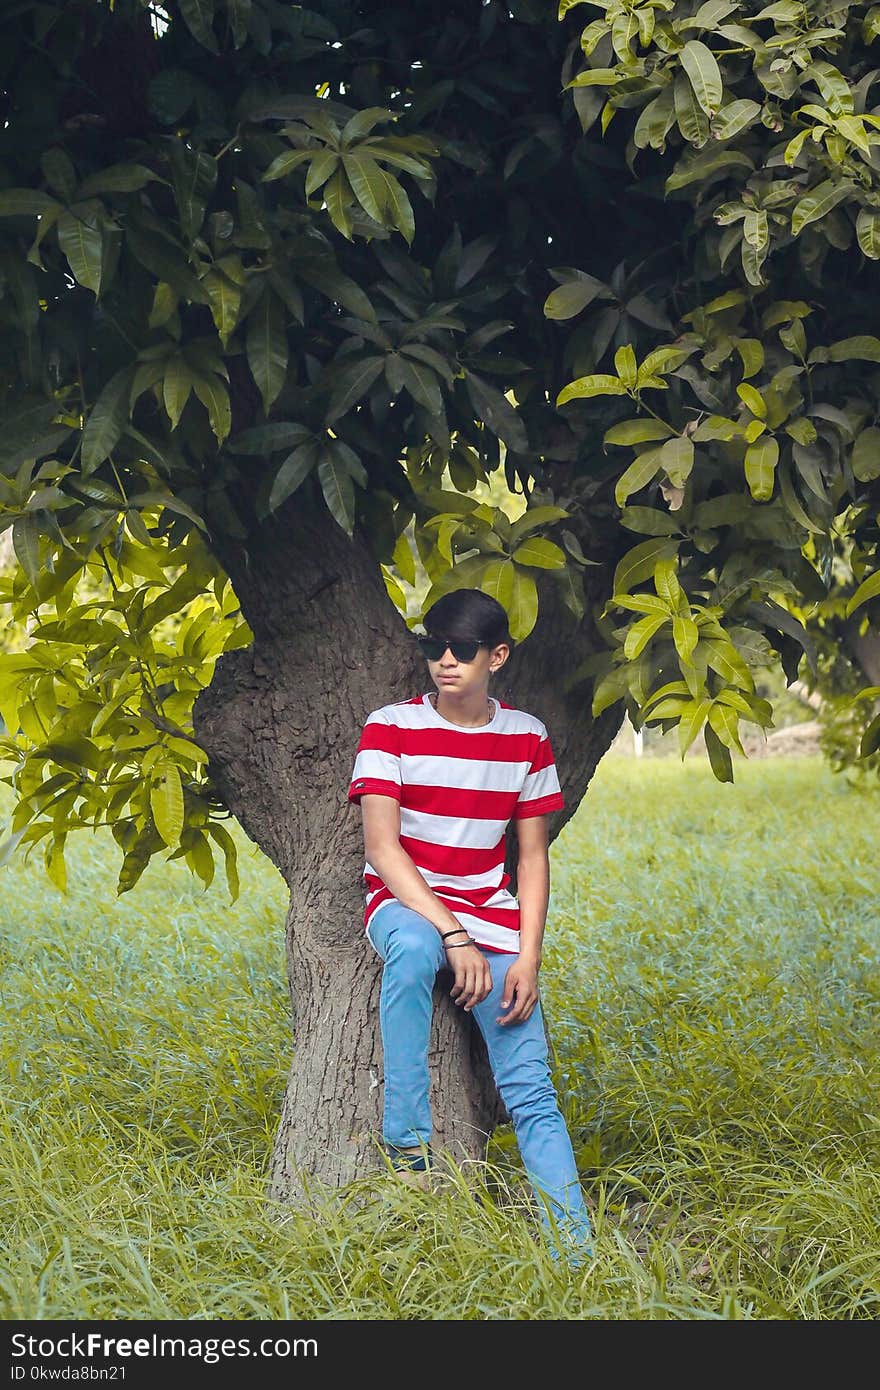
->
<box><xmin>426</xmin><ymin>638</ymin><xmax>509</xmax><ymax>699</ymax></box>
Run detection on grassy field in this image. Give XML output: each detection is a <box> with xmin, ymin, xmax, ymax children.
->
<box><xmin>1</xmin><ymin>755</ymin><xmax>878</xmax><ymax>1320</ymax></box>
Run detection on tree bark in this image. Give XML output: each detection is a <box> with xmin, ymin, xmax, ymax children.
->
<box><xmin>193</xmin><ymin>492</ymin><xmax>621</xmax><ymax>1197</ymax></box>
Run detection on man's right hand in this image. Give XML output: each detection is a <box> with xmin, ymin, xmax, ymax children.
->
<box><xmin>444</xmin><ymin>938</ymin><xmax>493</xmax><ymax>1011</ymax></box>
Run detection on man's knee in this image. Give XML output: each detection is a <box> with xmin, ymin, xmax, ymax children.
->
<box><xmin>386</xmin><ymin>916</ymin><xmax>441</xmax><ymax>982</ymax></box>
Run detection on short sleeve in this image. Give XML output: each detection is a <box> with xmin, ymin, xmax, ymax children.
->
<box><xmin>514</xmin><ymin>725</ymin><xmax>565</xmax><ymax>819</ymax></box>
<box><xmin>347</xmin><ymin>709</ymin><xmax>403</xmax><ymax>804</ymax></box>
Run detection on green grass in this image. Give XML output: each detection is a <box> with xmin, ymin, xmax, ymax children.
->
<box><xmin>1</xmin><ymin>757</ymin><xmax>878</xmax><ymax>1319</ymax></box>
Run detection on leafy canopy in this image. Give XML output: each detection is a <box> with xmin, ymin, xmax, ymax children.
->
<box><xmin>0</xmin><ymin>0</ymin><xmax>879</xmax><ymax>893</ymax></box>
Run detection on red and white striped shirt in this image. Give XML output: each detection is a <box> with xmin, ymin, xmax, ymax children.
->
<box><xmin>347</xmin><ymin>692</ymin><xmax>565</xmax><ymax>953</ymax></box>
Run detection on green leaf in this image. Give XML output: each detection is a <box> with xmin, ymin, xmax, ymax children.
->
<box><xmin>304</xmin><ymin>151</ymin><xmax>340</xmax><ymax>197</ymax></box>
<box><xmin>654</xmin><ymin>555</ymin><xmax>683</xmax><ymax>611</ymax></box>
<box><xmin>634</xmin><ymin>88</ymin><xmax>677</xmax><ymax>151</ymax></box>
<box><xmin>624</xmin><ymin>612</ymin><xmax>669</xmax><ymax>660</ymax></box>
<box><xmin>400</xmin><ymin>343</ymin><xmax>455</xmax><ymax>385</ymax></box>
<box><xmin>678</xmin><ymin>697</ymin><xmax>712</xmax><ymax>758</ymax></box>
<box><xmin>227</xmin><ymin>423</ymin><xmax>312</xmax><ymax>454</ymax></box>
<box><xmin>614</xmin><ymin>447</ymin><xmax>664</xmax><ymax>507</ymax></box>
<box><xmin>262</xmin><ymin>149</ymin><xmax>314</xmax><ymax>182</ymax></box>
<box><xmin>341</xmin><ymin>107</ymin><xmax>395</xmax><ymax>144</ymax></box>
<box><xmin>150</xmin><ymin>764</ymin><xmax>184</xmax><ymax>846</ymax></box>
<box><xmin>673</xmin><ymin>614</ymin><xmax>700</xmax><ymax>665</ymax></box>
<box><xmin>639</xmin><ymin>345</ymin><xmax>695</xmax><ymax>377</ymax></box>
<box><xmin>659</xmin><ymin>435</ymin><xmax>695</xmax><ymax>487</ymax></box>
<box><xmin>747</xmin><ymin>599</ymin><xmax>816</xmax><ymax>676</ymax></box>
<box><xmin>267</xmin><ymin>440</ymin><xmax>320</xmax><ymax>513</ymax></box>
<box><xmin>203</xmin><ymin>268</ymin><xmax>242</xmax><ymax>348</ymax></box>
<box><xmin>589</xmin><ymin>664</ymin><xmax>629</xmax><ymax>716</ymax></box>
<box><xmin>184</xmin><ymin>830</ymin><xmax>215</xmax><ymax>889</ymax></box>
<box><xmin>246</xmin><ymin>290</ymin><xmax>288</xmax><ymax>414</ymax></box>
<box><xmin>779</xmin><ymin>319</ymin><xmax>807</xmax><ymax>362</ymax></box>
<box><xmin>318</xmin><ymin>449</ymin><xmax>356</xmax><ymax>535</ymax></box>
<box><xmin>557</xmin><ymin>374</ymin><xmax>627</xmax><ymax>404</ymax></box>
<box><xmin>0</xmin><ymin>190</ymin><xmax>63</xmax><ymax>219</ymax></box>
<box><xmin>860</xmin><ymin>711</ymin><xmax>880</xmax><ymax>759</ymax></box>
<box><xmin>846</xmin><ymin>569</ymin><xmax>880</xmax><ymax>616</ymax></box>
<box><xmin>703</xmin><ymin>637</ymin><xmax>754</xmax><ymax>691</ymax></box>
<box><xmin>745</xmin><ymin>209</ymin><xmax>767</xmax><ymax>257</ymax></box>
<box><xmin>465</xmin><ymin>372</ymin><xmax>528</xmax><ymax>452</ymax></box>
<box><xmin>207</xmin><ymin>822</ymin><xmax>240</xmax><ymax>903</ymax></box>
<box><xmin>376</xmin><ymin>166</ymin><xmax>415</xmax><ymax>244</ymax></box>
<box><xmin>708</xmin><ymin>701</ymin><xmax>744</xmax><ymax>754</ymax></box>
<box><xmin>856</xmin><ymin>209</ymin><xmax>880</xmax><ymax>259</ymax></box>
<box><xmin>736</xmin><ymin>338</ymin><xmax>765</xmax><ymax>378</ymax></box>
<box><xmin>614</xmin><ymin>345</ymin><xmax>638</xmax><ymax>388</ymax></box>
<box><xmin>691</xmin><ymin>494</ymin><xmax>753</xmax><ymax>528</ymax></box>
<box><xmin>319</xmin><ymin>167</ymin><xmax>352</xmax><ymax>239</ymax></box>
<box><xmin>611</xmin><ymin>593</ymin><xmax>671</xmax><ymax>616</ymax></box>
<box><xmin>228</xmin><ymin>0</ymin><xmax>251</xmax><ymax>47</ymax></box>
<box><xmin>567</xmin><ymin>68</ymin><xmax>622</xmax><ymax>88</ymax></box>
<box><xmin>544</xmin><ymin>278</ymin><xmax>606</xmax><ymax>320</ymax></box>
<box><xmin>704</xmin><ymin>721</ymin><xmax>734</xmax><ymax>782</ymax></box>
<box><xmin>342</xmin><ymin>152</ymin><xmax>386</xmax><ymax>223</ymax></box>
<box><xmin>778</xmin><ymin>457</ymin><xmax>822</xmax><ymax>534</ymax></box>
<box><xmin>126</xmin><ymin>489</ymin><xmax>207</xmax><ymax>530</ymax></box>
<box><xmin>178</xmin><ymin>0</ymin><xmax>219</xmax><ymax>53</ymax></box>
<box><xmin>674</xmin><ymin>71</ymin><xmax>711</xmax><ymax>146</ymax></box>
<box><xmin>504</xmin><ymin>566</ymin><xmax>539</xmax><ymax>642</ymax></box>
<box><xmin>148</xmin><ymin>69</ymin><xmax>197</xmax><ymax>124</ymax></box>
<box><xmin>807</xmin><ymin>60</ymin><xmax>853</xmax><ymax>116</ymax></box>
<box><xmin>784</xmin><ymin>417</ymin><xmax>817</xmax><ymax>447</ymax></box>
<box><xmin>851</xmin><ymin>427</ymin><xmax>880</xmax><ymax>482</ymax></box>
<box><xmin>737</xmin><ymin>382</ymin><xmax>766</xmax><ymax>419</ymax></box>
<box><xmin>604</xmin><ymin>419</ymin><xmax>673</xmax><ymax>446</ymax></box>
<box><xmin>57</xmin><ymin>208</ymin><xmax>104</xmax><ymax>295</ymax></box>
<box><xmin>191</xmin><ymin>373</ymin><xmax>231</xmax><ymax>443</ymax></box>
<box><xmin>511</xmin><ymin>538</ymin><xmax>567</xmax><ymax>569</ymax></box>
<box><xmin>82</xmin><ymin>369</ymin><xmax>133</xmax><ymax>474</ymax></box>
<box><xmin>12</xmin><ymin>515</ymin><xmax>41</xmax><ymax>585</ymax></box>
<box><xmin>163</xmin><ymin>359</ymin><xmax>194</xmax><ymax>430</ymax></box>
<box><xmin>508</xmin><ymin>505</ymin><xmax>570</xmax><ymax>543</ymax></box>
<box><xmin>296</xmin><ymin>260</ymin><xmax>376</xmax><ymax>323</ymax></box>
<box><xmin>791</xmin><ymin>179</ymin><xmax>854</xmax><ymax>236</ymax></box>
<box><xmin>78</xmin><ymin>163</ymin><xmax>158</xmax><ymax>197</ymax></box>
<box><xmin>712</xmin><ymin>98</ymin><xmax>761</xmax><ymax>141</ymax></box>
<box><xmin>644</xmin><ymin>697</ymin><xmax>691</xmax><ymax>721</ymax></box>
<box><xmin>666</xmin><ymin>149</ymin><xmax>754</xmax><ymax>195</ymax></box>
<box><xmin>400</xmin><ymin>358</ymin><xmax>443</xmax><ymax>416</ymax></box>
<box><xmin>168</xmin><ymin>143</ymin><xmax>217</xmax><ymax>243</ymax></box>
<box><xmin>620</xmin><ymin>507</ymin><xmax>681</xmax><ymax>536</ymax></box>
<box><xmin>744</xmin><ymin>436</ymin><xmax>779</xmax><ymax>501</ymax></box>
<box><xmin>124</xmin><ymin>225</ymin><xmax>208</xmax><ymax>303</ymax></box>
<box><xmin>613</xmin><ymin>538</ymin><xmax>680</xmax><ymax>595</ymax></box>
<box><xmin>392</xmin><ymin>529</ymin><xmax>416</xmax><ymax>586</ymax></box>
<box><xmin>481</xmin><ymin>558</ymin><xmax>536</xmax><ymax>639</ymax></box>
<box><xmin>827</xmin><ymin>335</ymin><xmax>880</xmax><ymax>363</ymax></box>
<box><xmin>45</xmin><ymin>835</ymin><xmax>68</xmax><ymax>894</ymax></box>
<box><xmin>326</xmin><ymin>357</ymin><xmax>386</xmax><ymax>424</ymax></box>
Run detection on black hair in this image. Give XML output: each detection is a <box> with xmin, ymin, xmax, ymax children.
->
<box><xmin>423</xmin><ymin>589</ymin><xmax>513</xmax><ymax>650</ymax></box>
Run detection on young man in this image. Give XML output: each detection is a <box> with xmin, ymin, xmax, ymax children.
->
<box><xmin>347</xmin><ymin>589</ymin><xmax>592</xmax><ymax>1261</ymax></box>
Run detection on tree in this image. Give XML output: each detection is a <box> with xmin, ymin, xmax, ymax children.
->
<box><xmin>0</xmin><ymin>0</ymin><xmax>878</xmax><ymax>1196</ymax></box>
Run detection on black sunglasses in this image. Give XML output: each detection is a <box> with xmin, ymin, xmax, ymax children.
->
<box><xmin>416</xmin><ymin>635</ymin><xmax>489</xmax><ymax>663</ymax></box>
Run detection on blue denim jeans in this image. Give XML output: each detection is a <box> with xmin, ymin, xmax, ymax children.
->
<box><xmin>367</xmin><ymin>901</ymin><xmax>593</xmax><ymax>1259</ymax></box>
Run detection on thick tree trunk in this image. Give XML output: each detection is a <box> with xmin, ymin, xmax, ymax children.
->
<box><xmin>193</xmin><ymin>493</ymin><xmax>621</xmax><ymax>1197</ymax></box>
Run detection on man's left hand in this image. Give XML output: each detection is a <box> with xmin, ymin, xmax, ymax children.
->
<box><xmin>497</xmin><ymin>958</ymin><xmax>539</xmax><ymax>1026</ymax></box>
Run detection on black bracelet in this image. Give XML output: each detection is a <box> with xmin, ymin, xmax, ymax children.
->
<box><xmin>440</xmin><ymin>927</ymin><xmax>469</xmax><ymax>940</ymax></box>
<box><xmin>445</xmin><ymin>939</ymin><xmax>475</xmax><ymax>949</ymax></box>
